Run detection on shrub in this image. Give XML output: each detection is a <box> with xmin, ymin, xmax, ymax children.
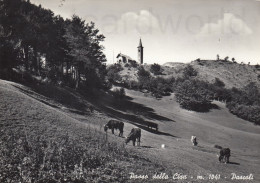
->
<box><xmin>212</xmin><ymin>87</ymin><xmax>231</xmax><ymax>102</ymax></box>
<box><xmin>125</xmin><ymin>80</ymin><xmax>139</xmax><ymax>89</ymax></box>
<box><xmin>183</xmin><ymin>65</ymin><xmax>198</xmax><ymax>78</ymax></box>
<box><xmin>107</xmin><ymin>72</ymin><xmax>122</xmax><ymax>83</ymax></box>
<box><xmin>107</xmin><ymin>64</ymin><xmax>123</xmax><ymax>73</ymax></box>
<box><xmin>150</xmin><ymin>63</ymin><xmax>162</xmax><ymax>75</ymax></box>
<box><xmin>227</xmin><ymin>102</ymin><xmax>260</xmax><ymax>125</ymax></box>
<box><xmin>137</xmin><ymin>66</ymin><xmax>150</xmax><ymax>78</ymax></box>
<box><xmin>224</xmin><ymin>56</ymin><xmax>229</xmax><ymax>61</ymax></box>
<box><xmin>152</xmin><ymin>90</ymin><xmax>162</xmax><ymax>99</ymax></box>
<box><xmin>225</xmin><ymin>82</ymin><xmax>260</xmax><ymax>124</ymax></box>
<box><xmin>107</xmin><ymin>64</ymin><xmax>123</xmax><ymax>83</ymax></box>
<box><xmin>149</xmin><ymin>77</ymin><xmax>173</xmax><ymax>97</ymax></box>
<box><xmin>137</xmin><ymin>66</ymin><xmax>151</xmax><ymax>89</ymax></box>
<box><xmin>128</xmin><ymin>60</ymin><xmax>138</xmax><ymax>68</ymax></box>
<box><xmin>176</xmin><ymin>94</ymin><xmax>213</xmax><ymax>112</ymax></box>
<box><xmin>112</xmin><ymin>87</ymin><xmax>126</xmax><ymax>99</ymax></box>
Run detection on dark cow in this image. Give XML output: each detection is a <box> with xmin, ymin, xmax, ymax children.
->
<box><xmin>104</xmin><ymin>120</ymin><xmax>124</xmax><ymax>137</ymax></box>
<box><xmin>125</xmin><ymin>128</ymin><xmax>141</xmax><ymax>146</ymax></box>
<box><xmin>219</xmin><ymin>148</ymin><xmax>231</xmax><ymax>163</ymax></box>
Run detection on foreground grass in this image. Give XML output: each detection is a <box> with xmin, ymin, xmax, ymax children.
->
<box><xmin>0</xmin><ymin>81</ymin><xmax>166</xmax><ymax>183</ymax></box>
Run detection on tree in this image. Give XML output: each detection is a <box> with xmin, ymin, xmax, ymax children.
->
<box><xmin>137</xmin><ymin>66</ymin><xmax>150</xmax><ymax>79</ymax></box>
<box><xmin>243</xmin><ymin>82</ymin><xmax>260</xmax><ymax>106</ymax></box>
<box><xmin>0</xmin><ymin>0</ymin><xmax>107</xmax><ymax>91</ymax></box>
<box><xmin>226</xmin><ymin>83</ymin><xmax>260</xmax><ymax>125</ymax></box>
<box><xmin>0</xmin><ymin>0</ymin><xmax>59</xmax><ymax>75</ymax></box>
<box><xmin>150</xmin><ymin>63</ymin><xmax>162</xmax><ymax>75</ymax></box>
<box><xmin>232</xmin><ymin>58</ymin><xmax>235</xmax><ymax>63</ymax></box>
<box><xmin>224</xmin><ymin>56</ymin><xmax>229</xmax><ymax>61</ymax></box>
<box><xmin>0</xmin><ymin>0</ymin><xmax>23</xmax><ymax>72</ymax></box>
<box><xmin>107</xmin><ymin>64</ymin><xmax>123</xmax><ymax>84</ymax></box>
<box><xmin>45</xmin><ymin>15</ymin><xmax>67</xmax><ymax>79</ymax></box>
<box><xmin>137</xmin><ymin>66</ymin><xmax>151</xmax><ymax>89</ymax></box>
<box><xmin>183</xmin><ymin>65</ymin><xmax>198</xmax><ymax>78</ymax></box>
<box><xmin>175</xmin><ymin>79</ymin><xmax>212</xmax><ymax>112</ymax></box>
<box><xmin>64</xmin><ymin>16</ymin><xmax>106</xmax><ymax>89</ymax></box>
<box><xmin>81</xmin><ymin>21</ymin><xmax>107</xmax><ymax>89</ymax></box>
<box><xmin>64</xmin><ymin>16</ymin><xmax>89</xmax><ymax>88</ymax></box>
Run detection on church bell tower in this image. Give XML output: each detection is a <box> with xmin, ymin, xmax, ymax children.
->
<box><xmin>137</xmin><ymin>39</ymin><xmax>143</xmax><ymax>64</ymax></box>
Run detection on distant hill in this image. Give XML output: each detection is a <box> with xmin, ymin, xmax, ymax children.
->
<box><xmin>191</xmin><ymin>60</ymin><xmax>260</xmax><ymax>89</ymax></box>
<box><xmin>163</xmin><ymin>62</ymin><xmax>185</xmax><ymax>68</ymax></box>
<box><xmin>163</xmin><ymin>60</ymin><xmax>260</xmax><ymax>89</ymax></box>
<box><xmin>115</xmin><ymin>60</ymin><xmax>260</xmax><ymax>89</ymax></box>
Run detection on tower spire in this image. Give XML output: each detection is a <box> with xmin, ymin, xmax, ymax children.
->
<box><xmin>137</xmin><ymin>38</ymin><xmax>144</xmax><ymax>64</ymax></box>
<box><xmin>139</xmin><ymin>38</ymin><xmax>143</xmax><ymax>47</ymax></box>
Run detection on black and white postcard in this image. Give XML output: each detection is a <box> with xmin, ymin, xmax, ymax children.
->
<box><xmin>0</xmin><ymin>0</ymin><xmax>259</xmax><ymax>182</ymax></box>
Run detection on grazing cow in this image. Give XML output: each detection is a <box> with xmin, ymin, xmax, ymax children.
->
<box><xmin>146</xmin><ymin>121</ymin><xmax>158</xmax><ymax>131</ymax></box>
<box><xmin>191</xmin><ymin>136</ymin><xmax>198</xmax><ymax>146</ymax></box>
<box><xmin>125</xmin><ymin>128</ymin><xmax>141</xmax><ymax>146</ymax></box>
<box><xmin>104</xmin><ymin>120</ymin><xmax>124</xmax><ymax>137</ymax></box>
<box><xmin>219</xmin><ymin>148</ymin><xmax>231</xmax><ymax>163</ymax></box>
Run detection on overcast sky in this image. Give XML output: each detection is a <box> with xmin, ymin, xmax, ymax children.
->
<box><xmin>31</xmin><ymin>0</ymin><xmax>260</xmax><ymax>65</ymax></box>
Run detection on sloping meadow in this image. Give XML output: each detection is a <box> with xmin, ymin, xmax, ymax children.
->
<box><xmin>0</xmin><ymin>81</ymin><xmax>166</xmax><ymax>183</ymax></box>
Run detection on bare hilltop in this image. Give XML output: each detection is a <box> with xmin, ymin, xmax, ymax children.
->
<box><xmin>164</xmin><ymin>60</ymin><xmax>260</xmax><ymax>89</ymax></box>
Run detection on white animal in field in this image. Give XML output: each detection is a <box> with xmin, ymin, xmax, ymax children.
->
<box><xmin>191</xmin><ymin>136</ymin><xmax>198</xmax><ymax>146</ymax></box>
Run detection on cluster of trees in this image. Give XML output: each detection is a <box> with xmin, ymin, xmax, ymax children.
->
<box><xmin>175</xmin><ymin>79</ymin><xmax>214</xmax><ymax>112</ymax></box>
<box><xmin>107</xmin><ymin>64</ymin><xmax>123</xmax><ymax>84</ymax></box>
<box><xmin>175</xmin><ymin>67</ymin><xmax>260</xmax><ymax>122</ymax></box>
<box><xmin>0</xmin><ymin>0</ymin><xmax>107</xmax><ymax>90</ymax></box>
<box><xmin>196</xmin><ymin>55</ymin><xmax>239</xmax><ymax>64</ymax></box>
<box><xmin>226</xmin><ymin>83</ymin><xmax>260</xmax><ymax>125</ymax></box>
<box><xmin>175</xmin><ymin>72</ymin><xmax>260</xmax><ymax>123</ymax></box>
<box><xmin>216</xmin><ymin>54</ymin><xmax>236</xmax><ymax>63</ymax></box>
<box><xmin>124</xmin><ymin>60</ymin><xmax>138</xmax><ymax>68</ymax></box>
<box><xmin>137</xmin><ymin>67</ymin><xmax>174</xmax><ymax>98</ymax></box>
<box><xmin>107</xmin><ymin>64</ymin><xmax>173</xmax><ymax>98</ymax></box>
<box><xmin>173</xmin><ymin>65</ymin><xmax>215</xmax><ymax>111</ymax></box>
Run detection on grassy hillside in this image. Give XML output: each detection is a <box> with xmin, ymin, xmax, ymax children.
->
<box><xmin>123</xmin><ymin>88</ymin><xmax>260</xmax><ymax>182</ymax></box>
<box><xmin>112</xmin><ymin>60</ymin><xmax>260</xmax><ymax>90</ymax></box>
<box><xmin>1</xmin><ymin>78</ymin><xmax>260</xmax><ymax>182</ymax></box>
<box><xmin>164</xmin><ymin>60</ymin><xmax>260</xmax><ymax>89</ymax></box>
<box><xmin>0</xmin><ymin>80</ymin><xmax>167</xmax><ymax>183</ymax></box>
